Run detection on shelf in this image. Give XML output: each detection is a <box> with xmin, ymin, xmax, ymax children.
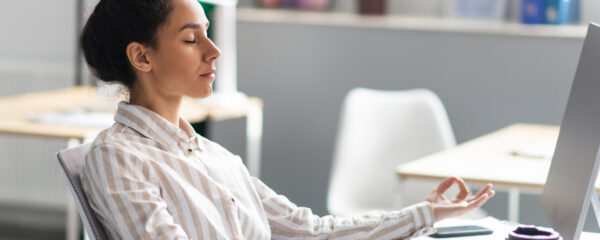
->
<box><xmin>237</xmin><ymin>8</ymin><xmax>587</xmax><ymax>39</ymax></box>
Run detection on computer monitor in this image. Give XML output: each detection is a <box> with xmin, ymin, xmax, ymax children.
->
<box><xmin>541</xmin><ymin>22</ymin><xmax>600</xmax><ymax>240</ymax></box>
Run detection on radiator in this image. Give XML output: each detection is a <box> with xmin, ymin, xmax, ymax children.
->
<box><xmin>0</xmin><ymin>59</ymin><xmax>74</xmax><ymax>97</ymax></box>
<box><xmin>0</xmin><ymin>59</ymin><xmax>74</xmax><ymax>209</ymax></box>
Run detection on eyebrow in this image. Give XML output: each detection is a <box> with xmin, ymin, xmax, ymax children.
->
<box><xmin>179</xmin><ymin>22</ymin><xmax>209</xmax><ymax>32</ymax></box>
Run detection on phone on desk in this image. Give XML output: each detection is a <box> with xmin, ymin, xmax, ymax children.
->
<box><xmin>430</xmin><ymin>225</ymin><xmax>493</xmax><ymax>238</ymax></box>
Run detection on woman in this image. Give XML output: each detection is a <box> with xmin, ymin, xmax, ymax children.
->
<box><xmin>79</xmin><ymin>0</ymin><xmax>495</xmax><ymax>239</ymax></box>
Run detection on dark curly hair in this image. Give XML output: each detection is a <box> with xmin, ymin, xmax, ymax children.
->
<box><xmin>80</xmin><ymin>0</ymin><xmax>174</xmax><ymax>90</ymax></box>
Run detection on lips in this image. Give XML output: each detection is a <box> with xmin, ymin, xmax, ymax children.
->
<box><xmin>200</xmin><ymin>71</ymin><xmax>215</xmax><ymax>78</ymax></box>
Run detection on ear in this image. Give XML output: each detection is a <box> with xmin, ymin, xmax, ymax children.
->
<box><xmin>126</xmin><ymin>42</ymin><xmax>152</xmax><ymax>72</ymax></box>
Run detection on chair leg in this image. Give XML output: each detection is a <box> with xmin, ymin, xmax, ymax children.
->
<box><xmin>66</xmin><ymin>138</ymin><xmax>83</xmax><ymax>240</ymax></box>
<box><xmin>394</xmin><ymin>178</ymin><xmax>405</xmax><ymax>208</ymax></box>
<box><xmin>508</xmin><ymin>188</ymin><xmax>520</xmax><ymax>223</ymax></box>
<box><xmin>66</xmin><ymin>195</ymin><xmax>81</xmax><ymax>240</ymax></box>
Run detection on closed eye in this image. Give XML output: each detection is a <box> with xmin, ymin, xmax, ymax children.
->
<box><xmin>184</xmin><ymin>39</ymin><xmax>197</xmax><ymax>44</ymax></box>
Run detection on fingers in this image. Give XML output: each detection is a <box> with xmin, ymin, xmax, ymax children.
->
<box><xmin>426</xmin><ymin>189</ymin><xmax>451</xmax><ymax>203</ymax></box>
<box><xmin>466</xmin><ymin>183</ymin><xmax>493</xmax><ymax>201</ymax></box>
<box><xmin>431</xmin><ymin>184</ymin><xmax>495</xmax><ymax>222</ymax></box>
<box><xmin>428</xmin><ymin>177</ymin><xmax>458</xmax><ymax>203</ymax></box>
<box><xmin>466</xmin><ymin>189</ymin><xmax>495</xmax><ymax>210</ymax></box>
<box><xmin>432</xmin><ymin>178</ymin><xmax>494</xmax><ymax>206</ymax></box>
<box><xmin>452</xmin><ymin>177</ymin><xmax>470</xmax><ymax>202</ymax></box>
<box><xmin>435</xmin><ymin>176</ymin><xmax>459</xmax><ymax>194</ymax></box>
<box><xmin>440</xmin><ymin>195</ymin><xmax>449</xmax><ymax>202</ymax></box>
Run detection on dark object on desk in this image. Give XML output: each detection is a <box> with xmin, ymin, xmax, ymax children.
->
<box><xmin>506</xmin><ymin>226</ymin><xmax>561</xmax><ymax>240</ymax></box>
<box><xmin>430</xmin><ymin>225</ymin><xmax>492</xmax><ymax>238</ymax></box>
<box><xmin>358</xmin><ymin>0</ymin><xmax>385</xmax><ymax>15</ymax></box>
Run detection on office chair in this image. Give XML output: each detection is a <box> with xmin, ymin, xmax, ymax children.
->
<box><xmin>57</xmin><ymin>143</ymin><xmax>108</xmax><ymax>240</ymax></box>
<box><xmin>327</xmin><ymin>88</ymin><xmax>457</xmax><ymax>217</ymax></box>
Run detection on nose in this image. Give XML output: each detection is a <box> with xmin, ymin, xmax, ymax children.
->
<box><xmin>203</xmin><ymin>38</ymin><xmax>222</xmax><ymax>63</ymax></box>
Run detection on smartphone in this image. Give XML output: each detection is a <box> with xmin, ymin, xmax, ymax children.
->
<box><xmin>430</xmin><ymin>225</ymin><xmax>493</xmax><ymax>238</ymax></box>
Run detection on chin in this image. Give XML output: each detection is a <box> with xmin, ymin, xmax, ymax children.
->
<box><xmin>189</xmin><ymin>88</ymin><xmax>212</xmax><ymax>99</ymax></box>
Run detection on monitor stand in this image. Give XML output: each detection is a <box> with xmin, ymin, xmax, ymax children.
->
<box><xmin>589</xmin><ymin>145</ymin><xmax>600</xmax><ymax>231</ymax></box>
<box><xmin>591</xmin><ymin>192</ymin><xmax>600</xmax><ymax>229</ymax></box>
<box><xmin>586</xmin><ymin>144</ymin><xmax>600</xmax><ymax>233</ymax></box>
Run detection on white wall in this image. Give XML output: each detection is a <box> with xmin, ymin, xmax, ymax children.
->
<box><xmin>0</xmin><ymin>0</ymin><xmax>76</xmax><ymax>64</ymax></box>
<box><xmin>581</xmin><ymin>0</ymin><xmax>600</xmax><ymax>24</ymax></box>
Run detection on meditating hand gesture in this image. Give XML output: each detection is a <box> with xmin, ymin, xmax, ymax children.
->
<box><xmin>427</xmin><ymin>176</ymin><xmax>495</xmax><ymax>222</ymax></box>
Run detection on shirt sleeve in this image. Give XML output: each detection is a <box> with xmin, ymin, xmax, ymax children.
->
<box><xmin>251</xmin><ymin>177</ymin><xmax>435</xmax><ymax>240</ymax></box>
<box><xmin>81</xmin><ymin>144</ymin><xmax>189</xmax><ymax>240</ymax></box>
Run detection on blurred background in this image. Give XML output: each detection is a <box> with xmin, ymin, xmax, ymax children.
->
<box><xmin>1</xmin><ymin>0</ymin><xmax>600</xmax><ymax>239</ymax></box>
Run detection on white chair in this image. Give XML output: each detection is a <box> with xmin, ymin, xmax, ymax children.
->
<box><xmin>57</xmin><ymin>143</ymin><xmax>108</xmax><ymax>240</ymax></box>
<box><xmin>327</xmin><ymin>88</ymin><xmax>457</xmax><ymax>217</ymax></box>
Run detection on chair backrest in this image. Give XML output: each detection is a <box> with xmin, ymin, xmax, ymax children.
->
<box><xmin>327</xmin><ymin>88</ymin><xmax>456</xmax><ymax>216</ymax></box>
<box><xmin>57</xmin><ymin>143</ymin><xmax>108</xmax><ymax>240</ymax></box>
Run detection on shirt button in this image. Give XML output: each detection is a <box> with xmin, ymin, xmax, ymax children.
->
<box><xmin>185</xmin><ymin>148</ymin><xmax>193</xmax><ymax>157</ymax></box>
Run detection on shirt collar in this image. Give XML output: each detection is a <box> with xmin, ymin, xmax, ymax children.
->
<box><xmin>114</xmin><ymin>101</ymin><xmax>198</xmax><ymax>148</ymax></box>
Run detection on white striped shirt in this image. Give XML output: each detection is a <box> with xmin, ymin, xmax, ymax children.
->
<box><xmin>81</xmin><ymin>101</ymin><xmax>435</xmax><ymax>240</ymax></box>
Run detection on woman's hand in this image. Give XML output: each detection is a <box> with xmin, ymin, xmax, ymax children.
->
<box><xmin>426</xmin><ymin>176</ymin><xmax>495</xmax><ymax>222</ymax></box>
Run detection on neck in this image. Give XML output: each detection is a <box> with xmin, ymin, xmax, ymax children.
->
<box><xmin>129</xmin><ymin>83</ymin><xmax>183</xmax><ymax>127</ymax></box>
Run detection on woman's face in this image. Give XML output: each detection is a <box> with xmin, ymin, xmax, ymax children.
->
<box><xmin>147</xmin><ymin>0</ymin><xmax>221</xmax><ymax>99</ymax></box>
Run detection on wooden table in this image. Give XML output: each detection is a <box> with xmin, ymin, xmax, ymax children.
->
<box><xmin>396</xmin><ymin>123</ymin><xmax>591</xmax><ymax>223</ymax></box>
<box><xmin>0</xmin><ymin>86</ymin><xmax>263</xmax><ymax>240</ymax></box>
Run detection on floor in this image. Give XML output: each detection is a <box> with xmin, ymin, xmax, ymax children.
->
<box><xmin>0</xmin><ymin>225</ymin><xmax>64</xmax><ymax>240</ymax></box>
<box><xmin>0</xmin><ymin>204</ymin><xmax>66</xmax><ymax>240</ymax></box>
